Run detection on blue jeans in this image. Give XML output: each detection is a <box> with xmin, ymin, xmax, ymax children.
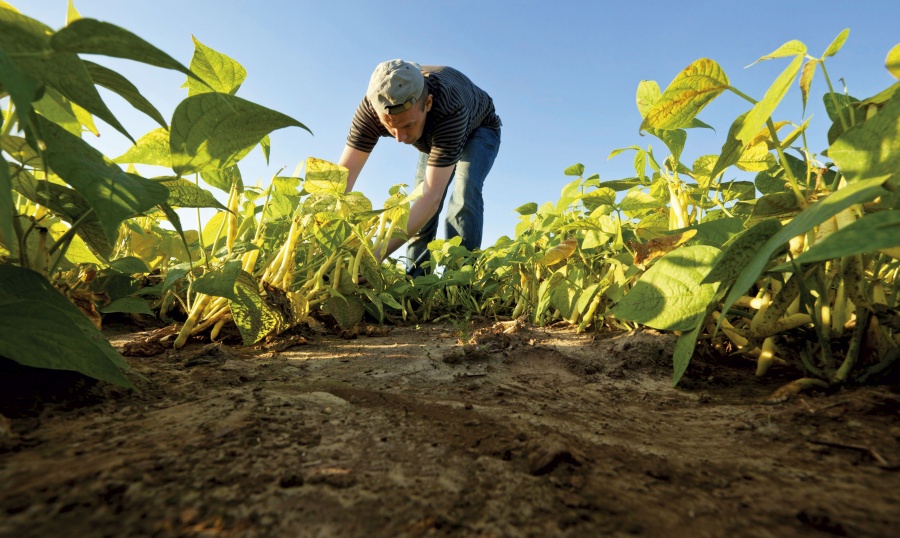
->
<box><xmin>406</xmin><ymin>127</ymin><xmax>500</xmax><ymax>277</ymax></box>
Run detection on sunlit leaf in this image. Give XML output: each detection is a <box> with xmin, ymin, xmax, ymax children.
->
<box><xmin>800</xmin><ymin>59</ymin><xmax>817</xmax><ymax>114</ymax></box>
<box><xmin>829</xmin><ymin>92</ymin><xmax>900</xmax><ymax>184</ymax></box>
<box><xmin>230</xmin><ymin>270</ymin><xmax>283</xmax><ymax>344</ymax></box>
<box><xmin>753</xmin><ymin>40</ymin><xmax>807</xmax><ymax>63</ymax></box>
<box><xmin>735</xmin><ymin>55</ymin><xmax>803</xmax><ymax>145</ymax></box>
<box><xmin>37</xmin><ymin>117</ymin><xmax>169</xmax><ymax>243</ymax></box>
<box><xmin>823</xmin><ymin>29</ymin><xmax>850</xmax><ymax>58</ymax></box>
<box><xmin>636</xmin><ymin>80</ymin><xmax>661</xmax><ymax>117</ymax></box>
<box><xmin>154</xmin><ymin>177</ymin><xmax>227</xmax><ymax>209</ymax></box>
<box><xmin>191</xmin><ymin>260</ymin><xmax>242</xmax><ymax>300</ymax></box>
<box><xmin>610</xmin><ymin>245</ymin><xmax>721</xmax><ymax>331</ymax></box>
<box><xmin>564</xmin><ymin>163</ymin><xmax>585</xmax><ymax>177</ymax></box>
<box><xmin>538</xmin><ymin>237</ymin><xmax>577</xmax><ymax>266</ymax></box>
<box><xmin>641</xmin><ymin>58</ymin><xmax>729</xmax><ymax>131</ymax></box>
<box><xmin>186</xmin><ymin>36</ymin><xmax>247</xmax><ymax>96</ymax></box>
<box><xmin>792</xmin><ymin>210</ymin><xmax>900</xmax><ymax>265</ymax></box>
<box><xmin>170</xmin><ymin>92</ymin><xmax>310</xmax><ymax>175</ymax></box>
<box><xmin>201</xmin><ymin>165</ymin><xmax>242</xmax><ymax>193</ymax></box>
<box><xmin>114</xmin><ymin>127</ymin><xmax>172</xmax><ymax>167</ymax></box>
<box><xmin>304</xmin><ymin>157</ymin><xmax>349</xmax><ymax>196</ymax></box>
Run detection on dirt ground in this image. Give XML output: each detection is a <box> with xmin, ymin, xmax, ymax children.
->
<box><xmin>2</xmin><ymin>319</ymin><xmax>900</xmax><ymax>537</ymax></box>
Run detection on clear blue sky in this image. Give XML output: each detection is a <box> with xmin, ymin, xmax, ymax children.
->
<box><xmin>22</xmin><ymin>1</ymin><xmax>900</xmax><ymax>247</ymax></box>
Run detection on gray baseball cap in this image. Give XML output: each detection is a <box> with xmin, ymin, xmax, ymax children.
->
<box><xmin>366</xmin><ymin>59</ymin><xmax>425</xmax><ymax>115</ymax></box>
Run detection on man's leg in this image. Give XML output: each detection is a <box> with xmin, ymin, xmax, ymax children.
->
<box><xmin>445</xmin><ymin>127</ymin><xmax>501</xmax><ymax>250</ymax></box>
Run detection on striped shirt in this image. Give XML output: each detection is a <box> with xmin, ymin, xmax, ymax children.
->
<box><xmin>346</xmin><ymin>66</ymin><xmax>502</xmax><ymax>168</ymax></box>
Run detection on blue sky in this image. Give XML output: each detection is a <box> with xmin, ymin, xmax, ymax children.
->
<box><xmin>22</xmin><ymin>1</ymin><xmax>900</xmax><ymax>247</ymax></box>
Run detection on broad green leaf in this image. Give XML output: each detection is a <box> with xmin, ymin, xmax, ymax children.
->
<box><xmin>735</xmin><ymin>55</ymin><xmax>803</xmax><ymax>145</ymax></box>
<box><xmin>618</xmin><ymin>189</ymin><xmax>660</xmax><ymax>212</ymax></box>
<box><xmin>675</xmin><ymin>217</ymin><xmax>745</xmax><ymax>249</ymax></box>
<box><xmin>155</xmin><ymin>177</ymin><xmax>227</xmax><ymax>209</ymax></box>
<box><xmin>304</xmin><ymin>157</ymin><xmax>348</xmax><ymax>196</ymax></box>
<box><xmin>515</xmin><ymin>202</ymin><xmax>538</xmax><ymax>215</ymax></box>
<box><xmin>0</xmin><ymin>265</ymin><xmax>133</xmax><ymax>388</ymax></box>
<box><xmin>50</xmin><ymin>19</ymin><xmax>198</xmax><ymax>81</ymax></box>
<box><xmin>1</xmin><ymin>136</ymin><xmax>42</xmax><ymax>168</ymax></box>
<box><xmin>109</xmin><ymin>255</ymin><xmax>151</xmax><ymax>274</ymax></box>
<box><xmin>735</xmin><ymin>141</ymin><xmax>776</xmax><ymax>172</ymax></box>
<box><xmin>260</xmin><ymin>135</ymin><xmax>271</xmax><ymax>164</ymax></box>
<box><xmin>201</xmin><ymin>165</ymin><xmax>242</xmax><ymax>193</ymax></box>
<box><xmin>703</xmin><ymin>219</ymin><xmax>782</xmax><ymax>284</ymax></box>
<box><xmin>0</xmin><ymin>47</ymin><xmax>41</xmax><ymax>136</ymax></box>
<box><xmin>170</xmin><ymin>92</ymin><xmax>311</xmax><ymax>176</ymax></box>
<box><xmin>830</xmin><ymin>91</ymin><xmax>900</xmax><ymax>184</ymax></box>
<box><xmin>800</xmin><ymin>59</ymin><xmax>818</xmax><ymax>114</ymax></box>
<box><xmin>823</xmin><ymin>93</ymin><xmax>858</xmax><ymax>123</ymax></box>
<box><xmin>33</xmin><ymin>87</ymin><xmax>83</xmax><ymax>137</ymax></box>
<box><xmin>323</xmin><ymin>294</ymin><xmax>365</xmax><ymax>330</ymax></box>
<box><xmin>823</xmin><ymin>29</ymin><xmax>850</xmax><ymax>58</ymax></box>
<box><xmin>114</xmin><ymin>127</ymin><xmax>172</xmax><ymax>167</ymax></box>
<box><xmin>564</xmin><ymin>163</ymin><xmax>585</xmax><ymax>177</ymax></box>
<box><xmin>101</xmin><ymin>297</ymin><xmax>154</xmax><ymax>316</ymax></box>
<box><xmin>186</xmin><ymin>36</ymin><xmax>247</xmax><ymax>96</ymax></box>
<box><xmin>581</xmin><ymin>187</ymin><xmax>616</xmax><ymax>212</ymax></box>
<box><xmin>191</xmin><ymin>259</ymin><xmax>242</xmax><ymax>300</ymax></box>
<box><xmin>888</xmin><ymin>44</ymin><xmax>900</xmax><ymax>79</ymax></box>
<box><xmin>37</xmin><ymin>117</ymin><xmax>169</xmax><ymax>243</ymax></box>
<box><xmin>10</xmin><ymin>169</ymin><xmax>113</xmax><ymax>256</ymax></box>
<box><xmin>750</xmin><ymin>191</ymin><xmax>804</xmax><ymax>221</ymax></box>
<box><xmin>792</xmin><ymin>210</ymin><xmax>900</xmax><ymax>265</ymax></box>
<box><xmin>610</xmin><ymin>245</ymin><xmax>721</xmax><ymax>331</ymax></box>
<box><xmin>230</xmin><ymin>270</ymin><xmax>283</xmax><ymax>344</ymax></box>
<box><xmin>719</xmin><ymin>176</ymin><xmax>889</xmax><ymax>327</ymax></box>
<box><xmin>83</xmin><ymin>60</ymin><xmax>167</xmax><ymax>128</ymax></box>
<box><xmin>640</xmin><ymin>58</ymin><xmax>729</xmax><ymax>131</ymax></box>
<box><xmin>692</xmin><ymin>155</ymin><xmax>718</xmax><ymax>190</ymax></box>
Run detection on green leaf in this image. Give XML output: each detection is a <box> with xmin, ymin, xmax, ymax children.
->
<box><xmin>36</xmin><ymin>117</ymin><xmax>169</xmax><ymax>243</ymax></box>
<box><xmin>709</xmin><ymin>112</ymin><xmax>749</xmax><ymax>180</ymax></box>
<box><xmin>191</xmin><ymin>260</ymin><xmax>242</xmax><ymax>300</ymax></box>
<box><xmin>1</xmin><ymin>136</ymin><xmax>42</xmax><ymax>168</ymax></box>
<box><xmin>636</xmin><ymin>80</ymin><xmax>661</xmax><ymax>117</ymax></box>
<box><xmin>823</xmin><ymin>29</ymin><xmax>850</xmax><ymax>58</ymax></box>
<box><xmin>735</xmin><ymin>55</ymin><xmax>803</xmax><ymax>145</ymax></box>
<box><xmin>83</xmin><ymin>60</ymin><xmax>167</xmax><ymax>128</ymax></box>
<box><xmin>186</xmin><ymin>36</ymin><xmax>247</xmax><ymax>96</ymax></box>
<box><xmin>564</xmin><ymin>163</ymin><xmax>585</xmax><ymax>177</ymax></box>
<box><xmin>155</xmin><ymin>177</ymin><xmax>227</xmax><ymax>209</ymax></box>
<box><xmin>719</xmin><ymin>176</ymin><xmax>889</xmax><ymax>326</ymax></box>
<box><xmin>324</xmin><ymin>294</ymin><xmax>365</xmax><ymax>330</ymax></box>
<box><xmin>10</xmin><ymin>169</ymin><xmax>113</xmax><ymax>256</ymax></box>
<box><xmin>201</xmin><ymin>165</ymin><xmax>242</xmax><ymax>193</ymax></box>
<box><xmin>640</xmin><ymin>58</ymin><xmax>729</xmax><ymax>131</ymax></box>
<box><xmin>0</xmin><ymin>154</ymin><xmax>13</xmax><ymax>250</ymax></box>
<box><xmin>0</xmin><ymin>47</ymin><xmax>41</xmax><ymax>136</ymax></box>
<box><xmin>702</xmin><ymin>219</ymin><xmax>782</xmax><ymax>284</ymax></box>
<box><xmin>829</xmin><ymin>91</ymin><xmax>900</xmax><ymax>184</ymax></box>
<box><xmin>754</xmin><ymin>40</ymin><xmax>807</xmax><ymax>62</ymax></box>
<box><xmin>113</xmin><ymin>127</ymin><xmax>172</xmax><ymax>167</ymax></box>
<box><xmin>170</xmin><ymin>92</ymin><xmax>311</xmax><ymax>176</ymax></box>
<box><xmin>800</xmin><ymin>59</ymin><xmax>818</xmax><ymax>115</ymax></box>
<box><xmin>610</xmin><ymin>245</ymin><xmax>721</xmax><ymax>331</ymax></box>
<box><xmin>230</xmin><ymin>270</ymin><xmax>283</xmax><ymax>344</ymax></box>
<box><xmin>646</xmin><ymin>127</ymin><xmax>686</xmax><ymax>164</ymax></box>
<box><xmin>888</xmin><ymin>44</ymin><xmax>900</xmax><ymax>80</ymax></box>
<box><xmin>618</xmin><ymin>189</ymin><xmax>660</xmax><ymax>212</ymax></box>
<box><xmin>109</xmin><ymin>255</ymin><xmax>151</xmax><ymax>274</ymax></box>
<box><xmin>792</xmin><ymin>210</ymin><xmax>900</xmax><ymax>265</ymax></box>
<box><xmin>303</xmin><ymin>157</ymin><xmax>348</xmax><ymax>196</ymax></box>
<box><xmin>50</xmin><ymin>19</ymin><xmax>198</xmax><ymax>81</ymax></box>
<box><xmin>0</xmin><ymin>265</ymin><xmax>133</xmax><ymax>388</ymax></box>
<box><xmin>101</xmin><ymin>296</ymin><xmax>154</xmax><ymax>316</ymax></box>
<box><xmin>673</xmin><ymin>319</ymin><xmax>703</xmax><ymax>387</ymax></box>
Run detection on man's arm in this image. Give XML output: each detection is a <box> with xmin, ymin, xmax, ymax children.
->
<box><xmin>377</xmin><ymin>163</ymin><xmax>454</xmax><ymax>260</ymax></box>
<box><xmin>338</xmin><ymin>145</ymin><xmax>371</xmax><ymax>193</ymax></box>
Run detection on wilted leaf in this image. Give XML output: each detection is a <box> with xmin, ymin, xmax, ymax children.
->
<box><xmin>538</xmin><ymin>237</ymin><xmax>577</xmax><ymax>266</ymax></box>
